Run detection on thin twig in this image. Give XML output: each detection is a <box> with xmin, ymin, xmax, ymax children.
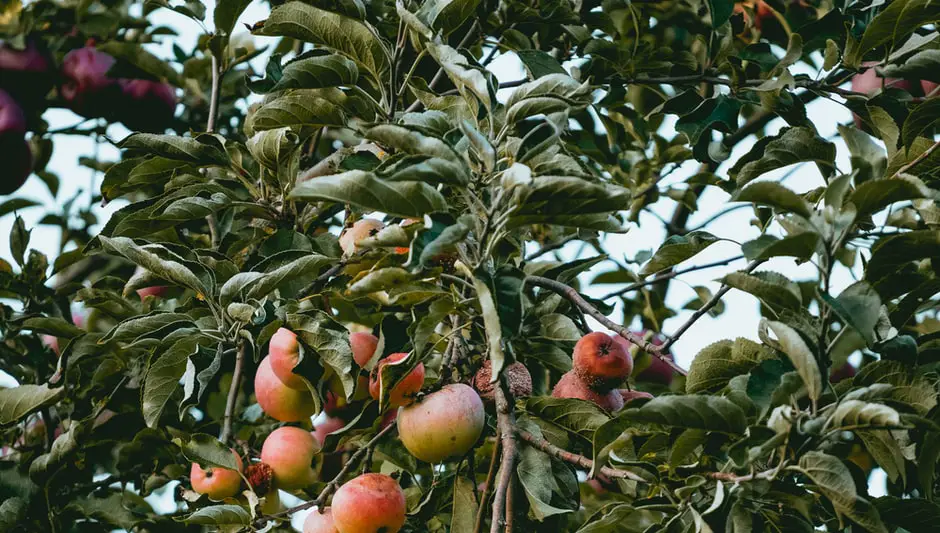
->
<box><xmin>659</xmin><ymin>259</ymin><xmax>764</xmax><ymax>352</ymax></box>
<box><xmin>255</xmin><ymin>422</ymin><xmax>398</xmax><ymax>526</ymax></box>
<box><xmin>298</xmin><ymin>262</ymin><xmax>345</xmax><ymax>299</ymax></box>
<box><xmin>490</xmin><ymin>386</ymin><xmax>517</xmax><ymax>533</ymax></box>
<box><xmin>473</xmin><ymin>435</ymin><xmax>501</xmax><ymax>533</ymax></box>
<box><xmin>889</xmin><ymin>138</ymin><xmax>940</xmax><ymax>179</ymax></box>
<box><xmin>525</xmin><ymin>276</ymin><xmax>687</xmax><ymax>376</ymax></box>
<box><xmin>219</xmin><ymin>341</ymin><xmax>245</xmax><ymax>444</ymax></box>
<box><xmin>207</xmin><ymin>52</ymin><xmax>222</xmax><ymax>133</ymax></box>
<box><xmin>516</xmin><ymin>429</ymin><xmax>648</xmax><ymax>482</ymax></box>
<box><xmin>525</xmin><ymin>234</ymin><xmax>582</xmax><ymax>261</ymax></box>
<box><xmin>600</xmin><ymin>255</ymin><xmax>745</xmax><ymax>300</ymax></box>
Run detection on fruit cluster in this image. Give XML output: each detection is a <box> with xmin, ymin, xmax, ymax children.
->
<box><xmin>552</xmin><ymin>332</ymin><xmax>666</xmax><ymax>412</ymax></box>
<box><xmin>0</xmin><ymin>38</ymin><xmax>176</xmax><ymax>196</ymax></box>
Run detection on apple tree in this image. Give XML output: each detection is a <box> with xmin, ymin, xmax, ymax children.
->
<box><xmin>1</xmin><ymin>0</ymin><xmax>940</xmax><ymax>531</ymax></box>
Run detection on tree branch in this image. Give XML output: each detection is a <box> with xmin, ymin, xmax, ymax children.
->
<box><xmin>516</xmin><ymin>429</ymin><xmax>648</xmax><ymax>482</ymax></box>
<box><xmin>255</xmin><ymin>422</ymin><xmax>398</xmax><ymax>527</ymax></box>
<box><xmin>600</xmin><ymin>255</ymin><xmax>745</xmax><ymax>300</ymax></box>
<box><xmin>889</xmin><ymin>138</ymin><xmax>940</xmax><ymax>179</ymax></box>
<box><xmin>206</xmin><ymin>52</ymin><xmax>222</xmax><ymax>133</ymax></box>
<box><xmin>490</xmin><ymin>385</ymin><xmax>517</xmax><ymax>533</ymax></box>
<box><xmin>658</xmin><ymin>259</ymin><xmax>764</xmax><ymax>352</ymax></box>
<box><xmin>219</xmin><ymin>341</ymin><xmax>245</xmax><ymax>444</ymax></box>
<box><xmin>525</xmin><ymin>276</ymin><xmax>687</xmax><ymax>376</ymax></box>
<box><xmin>474</xmin><ymin>434</ymin><xmax>502</xmax><ymax>533</ymax></box>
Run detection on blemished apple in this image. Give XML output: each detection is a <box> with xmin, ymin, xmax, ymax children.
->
<box><xmin>573</xmin><ymin>332</ymin><xmax>633</xmax><ymax>391</ymax></box>
<box><xmin>552</xmin><ymin>370</ymin><xmax>624</xmax><ymax>412</ymax></box>
<box><xmin>339</xmin><ymin>218</ymin><xmax>386</xmax><ymax>256</ymax></box>
<box><xmin>267</xmin><ymin>328</ymin><xmax>306</xmax><ymax>390</ymax></box>
<box><xmin>331</xmin><ymin>473</ymin><xmax>406</xmax><ymax>533</ymax></box>
<box><xmin>260</xmin><ymin>426</ymin><xmax>319</xmax><ymax>490</ymax></box>
<box><xmin>190</xmin><ymin>449</ymin><xmax>243</xmax><ymax>500</ymax></box>
<box><xmin>254</xmin><ymin>356</ymin><xmax>317</xmax><ymax>422</ymax></box>
<box><xmin>304</xmin><ymin>507</ymin><xmax>339</xmax><ymax>533</ymax></box>
<box><xmin>369</xmin><ymin>352</ymin><xmax>425</xmax><ymax>408</ymax></box>
<box><xmin>397</xmin><ymin>383</ymin><xmax>485</xmax><ymax>463</ymax></box>
<box><xmin>472</xmin><ymin>360</ymin><xmax>532</xmax><ymax>403</ymax></box>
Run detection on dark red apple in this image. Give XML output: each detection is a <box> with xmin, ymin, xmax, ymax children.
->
<box><xmin>0</xmin><ymin>39</ymin><xmax>53</xmax><ymax>105</ymax></box>
<box><xmin>0</xmin><ymin>88</ymin><xmax>31</xmax><ymax>195</ymax></box>
<box><xmin>118</xmin><ymin>79</ymin><xmax>177</xmax><ymax>132</ymax></box>
<box><xmin>60</xmin><ymin>45</ymin><xmax>122</xmax><ymax>119</ymax></box>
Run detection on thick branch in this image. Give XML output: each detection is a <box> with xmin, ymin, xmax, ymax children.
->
<box><xmin>255</xmin><ymin>422</ymin><xmax>398</xmax><ymax>526</ymax></box>
<box><xmin>490</xmin><ymin>386</ymin><xmax>517</xmax><ymax>533</ymax></box>
<box><xmin>600</xmin><ymin>255</ymin><xmax>745</xmax><ymax>300</ymax></box>
<box><xmin>218</xmin><ymin>341</ymin><xmax>245</xmax><ymax>444</ymax></box>
<box><xmin>659</xmin><ymin>259</ymin><xmax>764</xmax><ymax>352</ymax></box>
<box><xmin>525</xmin><ymin>276</ymin><xmax>687</xmax><ymax>376</ymax></box>
<box><xmin>473</xmin><ymin>434</ymin><xmax>502</xmax><ymax>533</ymax></box>
<box><xmin>516</xmin><ymin>429</ymin><xmax>647</xmax><ymax>482</ymax></box>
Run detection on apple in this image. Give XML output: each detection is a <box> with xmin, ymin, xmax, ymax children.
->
<box><xmin>573</xmin><ymin>332</ymin><xmax>632</xmax><ymax>391</ymax></box>
<box><xmin>136</xmin><ymin>285</ymin><xmax>168</xmax><ymax>299</ymax></box>
<box><xmin>0</xmin><ymin>39</ymin><xmax>53</xmax><ymax>106</ymax></box>
<box><xmin>922</xmin><ymin>81</ymin><xmax>938</xmax><ymax>96</ymax></box>
<box><xmin>397</xmin><ymin>383</ymin><xmax>485</xmax><ymax>463</ymax></box>
<box><xmin>60</xmin><ymin>45</ymin><xmax>122</xmax><ymax>119</ymax></box>
<box><xmin>118</xmin><ymin>78</ymin><xmax>177</xmax><ymax>132</ymax></box>
<box><xmin>304</xmin><ymin>507</ymin><xmax>339</xmax><ymax>533</ymax></box>
<box><xmin>552</xmin><ymin>370</ymin><xmax>624</xmax><ymax>412</ymax></box>
<box><xmin>830</xmin><ymin>362</ymin><xmax>856</xmax><ymax>384</ymax></box>
<box><xmin>350</xmin><ymin>331</ymin><xmax>379</xmax><ymax>367</ymax></box>
<box><xmin>312</xmin><ymin>414</ymin><xmax>347</xmax><ymax>447</ymax></box>
<box><xmin>190</xmin><ymin>449</ymin><xmax>243</xmax><ymax>500</ymax></box>
<box><xmin>630</xmin><ymin>333</ymin><xmax>675</xmax><ymax>386</ymax></box>
<box><xmin>260</xmin><ymin>426</ymin><xmax>319</xmax><ymax>490</ymax></box>
<box><xmin>268</xmin><ymin>328</ymin><xmax>306</xmax><ymax>390</ymax></box>
<box><xmin>339</xmin><ymin>218</ymin><xmax>385</xmax><ymax>256</ymax></box>
<box><xmin>369</xmin><ymin>352</ymin><xmax>425</xmax><ymax>408</ymax></box>
<box><xmin>331</xmin><ymin>473</ymin><xmax>406</xmax><ymax>533</ymax></box>
<box><xmin>0</xmin><ymin>88</ymin><xmax>31</xmax><ymax>195</ymax></box>
<box><xmin>472</xmin><ymin>360</ymin><xmax>532</xmax><ymax>403</ymax></box>
<box><xmin>254</xmin><ymin>356</ymin><xmax>317</xmax><ymax>422</ymax></box>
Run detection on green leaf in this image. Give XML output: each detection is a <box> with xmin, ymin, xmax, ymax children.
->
<box><xmin>256</xmin><ymin>1</ymin><xmax>390</xmax><ymax>79</ymax></box>
<box><xmin>799</xmin><ymin>451</ymin><xmax>889</xmax><ymax>532</ymax></box>
<box><xmin>825</xmin><ymin>281</ymin><xmax>882</xmax><ymax>346</ymax></box>
<box><xmin>848</xmin><ymin>175</ymin><xmax>932</xmax><ymax>217</ymax></box>
<box><xmin>173</xmin><ymin>433</ymin><xmax>239</xmax><ymax>470</ymax></box>
<box><xmin>272</xmin><ymin>54</ymin><xmax>360</xmax><ymax>92</ymax></box>
<box><xmin>0</xmin><ymin>384</ymin><xmax>65</xmax><ymax>427</ymax></box>
<box><xmin>367</xmin><ymin>124</ymin><xmax>461</xmax><ymax>162</ymax></box>
<box><xmin>741</xmin><ymin>233</ymin><xmax>820</xmax><ymax>261</ymax></box>
<box><xmin>22</xmin><ymin>317</ymin><xmax>84</xmax><ymax>339</ymax></box>
<box><xmin>10</xmin><ymin>215</ymin><xmax>29</xmax><ymax>267</ymax></box>
<box><xmin>844</xmin><ymin>0</ymin><xmax>940</xmax><ymax>68</ymax></box>
<box><xmin>0</xmin><ymin>498</ymin><xmax>27</xmax><ymax>530</ymax></box>
<box><xmin>618</xmin><ymin>395</ymin><xmax>748</xmax><ymax>434</ymax></box>
<box><xmin>875</xmin><ymin>497</ymin><xmax>940</xmax><ymax>532</ymax></box>
<box><xmin>576</xmin><ymin>504</ymin><xmax>664</xmax><ymax>533</ymax></box>
<box><xmin>250</xmin><ymin>90</ymin><xmax>347</xmax><ymax>135</ymax></box>
<box><xmin>246</xmin><ymin>253</ymin><xmax>333</xmax><ymax>300</ymax></box>
<box><xmin>640</xmin><ymin>231</ymin><xmax>720</xmax><ymax>276</ymax></box>
<box><xmin>427</xmin><ymin>41</ymin><xmax>493</xmax><ymax>115</ymax></box>
<box><xmin>468</xmin><ymin>266</ymin><xmax>508</xmax><ymax>379</ymax></box>
<box><xmin>903</xmin><ymin>97</ymin><xmax>940</xmax><ymax>150</ymax></box>
<box><xmin>290</xmin><ymin>170</ymin><xmax>448</xmax><ymax>218</ymax></box>
<box><xmin>419</xmin><ymin>215</ymin><xmax>472</xmax><ymax>267</ymax></box>
<box><xmin>95</xmin><ymin>236</ymin><xmax>212</xmax><ymax>298</ymax></box>
<box><xmin>119</xmin><ymin>133</ymin><xmax>229</xmax><ymax>166</ymax></box>
<box><xmin>381</xmin><ymin>155</ymin><xmax>470</xmax><ymax>186</ymax></box>
<box><xmin>179</xmin><ymin>505</ymin><xmax>251</xmax><ymax>526</ymax></box>
<box><xmin>730</xmin><ymin>127</ymin><xmax>836</xmax><ymax>186</ymax></box>
<box><xmin>286</xmin><ymin>312</ymin><xmax>355</xmax><ymax>399</ymax></box>
<box><xmin>451</xmin><ymin>476</ymin><xmax>479</xmax><ymax>532</ymax></box>
<box><xmin>828</xmin><ymin>400</ymin><xmax>901</xmax><ymax>430</ymax></box>
<box><xmin>538</xmin><ymin>314</ymin><xmax>581</xmax><ymax>342</ymax></box>
<box><xmin>246</xmin><ymin>127</ymin><xmax>300</xmax><ymax>171</ymax></box>
<box><xmin>348</xmin><ymin>267</ymin><xmax>412</xmax><ymax>296</ymax></box>
<box><xmin>686</xmin><ymin>338</ymin><xmax>774</xmax><ymax>394</ymax></box>
<box><xmin>764</xmin><ymin>320</ymin><xmax>822</xmax><ymax>404</ymax></box>
<box><xmin>722</xmin><ymin>271</ymin><xmax>803</xmax><ymax>310</ymax></box>
<box><xmin>0</xmin><ymin>197</ymin><xmax>40</xmax><ymax>218</ymax></box>
<box><xmin>516</xmin><ymin>50</ymin><xmax>567</xmax><ymax>78</ymax></box>
<box><xmin>416</xmin><ymin>0</ymin><xmax>482</xmax><ymax>36</ymax></box>
<box><xmin>214</xmin><ymin>0</ymin><xmax>252</xmax><ymax>35</ymax></box>
<box><xmin>514</xmin><ymin>176</ymin><xmax>630</xmax><ymax>217</ymax></box>
<box><xmin>98</xmin><ymin>41</ymin><xmax>180</xmax><ymax>85</ymax></box>
<box><xmin>143</xmin><ymin>338</ymin><xmax>198</xmax><ymax>428</ymax></box>
<box><xmin>675</xmin><ymin>94</ymin><xmax>742</xmax><ymax>145</ymax></box>
<box><xmin>867</xmin><ymin>230</ymin><xmax>940</xmax><ymax>283</ymax></box>
<box><xmin>516</xmin><ymin>444</ymin><xmax>576</xmax><ymax>520</ymax></box>
<box><xmin>732</xmin><ymin>181</ymin><xmax>813</xmax><ymax>219</ymax></box>
<box><xmin>524</xmin><ymin>397</ymin><xmax>611</xmax><ymax>441</ymax></box>
<box><xmin>706</xmin><ymin>0</ymin><xmax>734</xmax><ymax>27</ymax></box>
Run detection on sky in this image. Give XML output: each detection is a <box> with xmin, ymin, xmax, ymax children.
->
<box><xmin>0</xmin><ymin>0</ymin><xmax>887</xmax><ymax>527</ymax></box>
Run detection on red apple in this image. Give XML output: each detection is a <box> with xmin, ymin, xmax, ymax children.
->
<box><xmin>369</xmin><ymin>352</ymin><xmax>425</xmax><ymax>408</ymax></box>
<box><xmin>304</xmin><ymin>507</ymin><xmax>339</xmax><ymax>533</ymax></box>
<box><xmin>118</xmin><ymin>78</ymin><xmax>177</xmax><ymax>132</ymax></box>
<box><xmin>254</xmin><ymin>356</ymin><xmax>317</xmax><ymax>422</ymax></box>
<box><xmin>0</xmin><ymin>39</ymin><xmax>53</xmax><ymax>105</ymax></box>
<box><xmin>260</xmin><ymin>426</ymin><xmax>319</xmax><ymax>490</ymax></box>
<box><xmin>573</xmin><ymin>332</ymin><xmax>632</xmax><ymax>391</ymax></box>
<box><xmin>268</xmin><ymin>328</ymin><xmax>306</xmax><ymax>390</ymax></box>
<box><xmin>190</xmin><ymin>449</ymin><xmax>243</xmax><ymax>500</ymax></box>
<box><xmin>331</xmin><ymin>473</ymin><xmax>406</xmax><ymax>533</ymax></box>
<box><xmin>552</xmin><ymin>370</ymin><xmax>624</xmax><ymax>412</ymax></box>
<box><xmin>60</xmin><ymin>45</ymin><xmax>122</xmax><ymax>119</ymax></box>
<box><xmin>397</xmin><ymin>384</ymin><xmax>485</xmax><ymax>463</ymax></box>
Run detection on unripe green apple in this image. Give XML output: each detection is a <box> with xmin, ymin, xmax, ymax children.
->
<box><xmin>398</xmin><ymin>383</ymin><xmax>485</xmax><ymax>463</ymax></box>
<box><xmin>260</xmin><ymin>426</ymin><xmax>319</xmax><ymax>490</ymax></box>
<box><xmin>190</xmin><ymin>449</ymin><xmax>243</xmax><ymax>500</ymax></box>
<box><xmin>268</xmin><ymin>328</ymin><xmax>305</xmax><ymax>390</ymax></box>
<box><xmin>369</xmin><ymin>352</ymin><xmax>425</xmax><ymax>408</ymax></box>
<box><xmin>254</xmin><ymin>356</ymin><xmax>317</xmax><ymax>422</ymax></box>
<box><xmin>304</xmin><ymin>508</ymin><xmax>338</xmax><ymax>533</ymax></box>
<box><xmin>573</xmin><ymin>332</ymin><xmax>632</xmax><ymax>391</ymax></box>
<box><xmin>339</xmin><ymin>218</ymin><xmax>385</xmax><ymax>256</ymax></box>
<box><xmin>331</xmin><ymin>473</ymin><xmax>406</xmax><ymax>533</ymax></box>
<box><xmin>552</xmin><ymin>370</ymin><xmax>624</xmax><ymax>412</ymax></box>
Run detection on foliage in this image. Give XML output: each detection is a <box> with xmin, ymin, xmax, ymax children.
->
<box><xmin>1</xmin><ymin>0</ymin><xmax>940</xmax><ymax>531</ymax></box>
